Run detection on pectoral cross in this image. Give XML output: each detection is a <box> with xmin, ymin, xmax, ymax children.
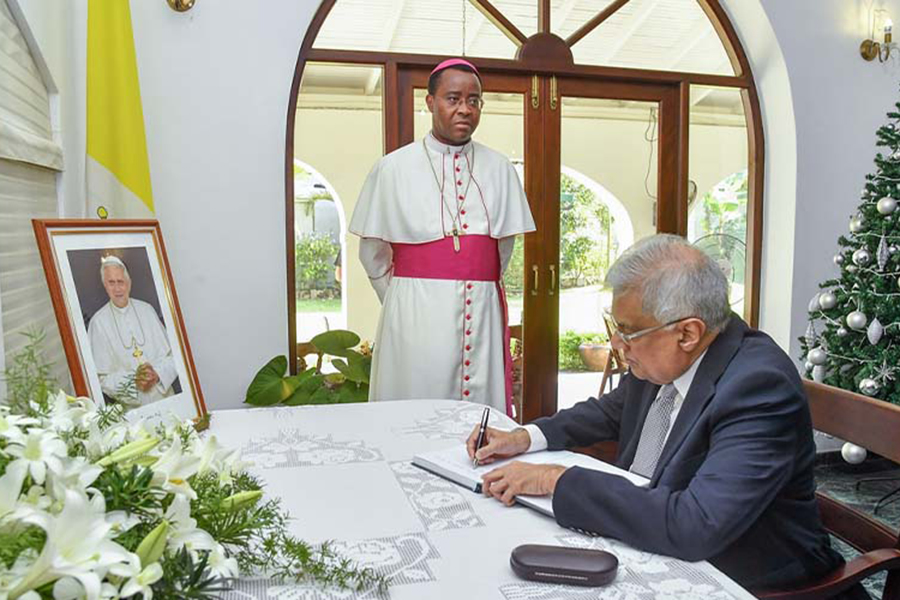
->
<box><xmin>452</xmin><ymin>227</ymin><xmax>461</xmax><ymax>253</ymax></box>
<box><xmin>132</xmin><ymin>336</ymin><xmax>143</xmax><ymax>359</ymax></box>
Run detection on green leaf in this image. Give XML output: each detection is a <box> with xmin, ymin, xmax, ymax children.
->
<box><xmin>311</xmin><ymin>330</ymin><xmax>360</xmax><ymax>357</ymax></box>
<box><xmin>336</xmin><ymin>383</ymin><xmax>369</xmax><ymax>404</ymax></box>
<box><xmin>308</xmin><ymin>386</ymin><xmax>336</xmax><ymax>405</ymax></box>
<box><xmin>333</xmin><ymin>352</ymin><xmax>370</xmax><ymax>384</ymax></box>
<box><xmin>282</xmin><ymin>371</ymin><xmax>326</xmax><ymax>406</ymax></box>
<box><xmin>245</xmin><ymin>356</ymin><xmax>295</xmax><ymax>406</ymax></box>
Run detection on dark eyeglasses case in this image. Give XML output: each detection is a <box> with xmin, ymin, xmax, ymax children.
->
<box><xmin>510</xmin><ymin>544</ymin><xmax>618</xmax><ymax>587</ymax></box>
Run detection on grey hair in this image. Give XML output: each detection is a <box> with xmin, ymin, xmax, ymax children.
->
<box><xmin>604</xmin><ymin>233</ymin><xmax>731</xmax><ymax>331</ymax></box>
<box><xmin>100</xmin><ymin>257</ymin><xmax>131</xmax><ymax>283</ymax></box>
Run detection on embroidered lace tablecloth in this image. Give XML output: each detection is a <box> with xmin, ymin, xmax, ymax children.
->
<box><xmin>214</xmin><ymin>400</ymin><xmax>755</xmax><ymax>600</ymax></box>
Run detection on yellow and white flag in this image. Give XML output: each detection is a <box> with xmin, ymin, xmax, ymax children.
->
<box><xmin>87</xmin><ymin>0</ymin><xmax>154</xmax><ymax>218</ymax></box>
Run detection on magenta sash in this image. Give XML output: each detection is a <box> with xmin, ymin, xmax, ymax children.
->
<box><xmin>391</xmin><ymin>235</ymin><xmax>515</xmax><ymax>417</ymax></box>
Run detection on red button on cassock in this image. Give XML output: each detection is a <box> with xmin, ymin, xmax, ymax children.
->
<box><xmin>465</xmin><ymin>375</ymin><xmax>470</xmax><ymax>381</ymax></box>
<box><xmin>457</xmin><ymin>180</ymin><xmax>463</xmax><ymax>186</ymax></box>
<box><xmin>467</xmin><ymin>284</ymin><xmax>473</xmax><ymax>289</ymax></box>
<box><xmin>466</xmin><ymin>329</ymin><xmax>472</xmax><ymax>335</ymax></box>
<box><xmin>464</xmin><ymin>390</ymin><xmax>470</xmax><ymax>396</ymax></box>
<box><xmin>463</xmin><ymin>224</ymin><xmax>469</xmax><ymax>229</ymax></box>
<box><xmin>460</xmin><ymin>209</ymin><xmax>466</xmax><ymax>215</ymax></box>
<box><xmin>458</xmin><ymin>195</ymin><xmax>464</xmax><ymax>200</ymax></box>
<box><xmin>466</xmin><ymin>314</ymin><xmax>472</xmax><ymax>320</ymax></box>
<box><xmin>456</xmin><ymin>167</ymin><xmax>461</xmax><ymax>172</ymax></box>
<box><xmin>465</xmin><ymin>360</ymin><xmax>471</xmax><ymax>366</ymax></box>
<box><xmin>454</xmin><ymin>154</ymin><xmax>460</xmax><ymax>159</ymax></box>
<box><xmin>466</xmin><ymin>299</ymin><xmax>472</xmax><ymax>305</ymax></box>
<box><xmin>466</xmin><ymin>345</ymin><xmax>471</xmax><ymax>351</ymax></box>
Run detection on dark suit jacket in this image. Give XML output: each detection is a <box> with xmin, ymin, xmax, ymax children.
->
<box><xmin>532</xmin><ymin>315</ymin><xmax>843</xmax><ymax>591</ymax></box>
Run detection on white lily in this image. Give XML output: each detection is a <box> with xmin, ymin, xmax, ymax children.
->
<box><xmin>0</xmin><ymin>461</ymin><xmax>27</xmax><ymax>521</ymax></box>
<box><xmin>44</xmin><ymin>391</ymin><xmax>88</xmax><ymax>433</ymax></box>
<box><xmin>207</xmin><ymin>543</ymin><xmax>239</xmax><ymax>579</ymax></box>
<box><xmin>0</xmin><ymin>407</ymin><xmax>38</xmax><ymax>444</ymax></box>
<box><xmin>118</xmin><ymin>562</ymin><xmax>163</xmax><ymax>599</ymax></box>
<box><xmin>46</xmin><ymin>456</ymin><xmax>102</xmax><ymax>502</ymax></box>
<box><xmin>151</xmin><ymin>443</ymin><xmax>201</xmax><ymax>499</ymax></box>
<box><xmin>6</xmin><ymin>430</ymin><xmax>67</xmax><ymax>484</ymax></box>
<box><xmin>52</xmin><ymin>576</ymin><xmax>119</xmax><ymax>600</ymax></box>
<box><xmin>11</xmin><ymin>489</ymin><xmax>135</xmax><ymax>600</ymax></box>
<box><xmin>83</xmin><ymin>421</ymin><xmax>128</xmax><ymax>460</ymax></box>
<box><xmin>164</xmin><ymin>495</ymin><xmax>215</xmax><ymax>554</ymax></box>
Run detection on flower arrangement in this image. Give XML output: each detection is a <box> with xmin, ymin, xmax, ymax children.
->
<box><xmin>0</xmin><ymin>391</ymin><xmax>388</xmax><ymax>599</ymax></box>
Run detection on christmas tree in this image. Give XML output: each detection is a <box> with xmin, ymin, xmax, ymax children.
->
<box><xmin>800</xmin><ymin>94</ymin><xmax>900</xmax><ymax>406</ymax></box>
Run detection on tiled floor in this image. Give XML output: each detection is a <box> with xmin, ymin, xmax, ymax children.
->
<box><xmin>815</xmin><ymin>456</ymin><xmax>900</xmax><ymax>598</ymax></box>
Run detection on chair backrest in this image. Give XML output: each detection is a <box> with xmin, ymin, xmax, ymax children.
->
<box><xmin>803</xmin><ymin>380</ymin><xmax>900</xmax><ymax>553</ymax></box>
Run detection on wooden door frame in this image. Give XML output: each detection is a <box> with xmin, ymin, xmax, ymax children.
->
<box><xmin>285</xmin><ymin>0</ymin><xmax>765</xmax><ymax>378</ymax></box>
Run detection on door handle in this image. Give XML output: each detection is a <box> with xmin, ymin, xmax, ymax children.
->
<box><xmin>531</xmin><ymin>75</ymin><xmax>539</xmax><ymax>109</ymax></box>
<box><xmin>549</xmin><ymin>264</ymin><xmax>556</xmax><ymax>295</ymax></box>
<box><xmin>550</xmin><ymin>76</ymin><xmax>558</xmax><ymax>110</ymax></box>
<box><xmin>531</xmin><ymin>264</ymin><xmax>539</xmax><ymax>296</ymax></box>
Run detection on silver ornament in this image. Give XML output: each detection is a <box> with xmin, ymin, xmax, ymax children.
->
<box><xmin>847</xmin><ymin>265</ymin><xmax>858</xmax><ymax>273</ymax></box>
<box><xmin>852</xmin><ymin>248</ymin><xmax>872</xmax><ymax>266</ymax></box>
<box><xmin>841</xmin><ymin>442</ymin><xmax>868</xmax><ymax>464</ymax></box>
<box><xmin>804</xmin><ymin>322</ymin><xmax>817</xmax><ymax>348</ymax></box>
<box><xmin>836</xmin><ymin>327</ymin><xmax>849</xmax><ymax>337</ymax></box>
<box><xmin>847</xmin><ymin>310</ymin><xmax>868</xmax><ymax>330</ymax></box>
<box><xmin>859</xmin><ymin>377</ymin><xmax>880</xmax><ymax>396</ymax></box>
<box><xmin>812</xmin><ymin>365</ymin><xmax>826</xmax><ymax>383</ymax></box>
<box><xmin>897</xmin><ymin>275</ymin><xmax>900</xmax><ymax>290</ymax></box>
<box><xmin>877</xmin><ymin>196</ymin><xmax>898</xmax><ymax>215</ymax></box>
<box><xmin>850</xmin><ymin>215</ymin><xmax>866</xmax><ymax>234</ymax></box>
<box><xmin>892</xmin><ymin>148</ymin><xmax>900</xmax><ymax>161</ymax></box>
<box><xmin>807</xmin><ymin>293</ymin><xmax>821</xmax><ymax>312</ymax></box>
<box><xmin>878</xmin><ymin>236</ymin><xmax>890</xmax><ymax>270</ymax></box>
<box><xmin>890</xmin><ymin>245</ymin><xmax>899</xmax><ymax>255</ymax></box>
<box><xmin>807</xmin><ymin>347</ymin><xmax>827</xmax><ymax>365</ymax></box>
<box><xmin>818</xmin><ymin>292</ymin><xmax>837</xmax><ymax>310</ymax></box>
<box><xmin>804</xmin><ymin>360</ymin><xmax>814</xmax><ymax>371</ymax></box>
<box><xmin>834</xmin><ymin>254</ymin><xmax>845</xmax><ymax>265</ymax></box>
<box><xmin>867</xmin><ymin>318</ymin><xmax>884</xmax><ymax>345</ymax></box>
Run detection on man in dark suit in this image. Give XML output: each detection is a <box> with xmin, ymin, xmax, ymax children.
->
<box><xmin>468</xmin><ymin>234</ymin><xmax>857</xmax><ymax>596</ymax></box>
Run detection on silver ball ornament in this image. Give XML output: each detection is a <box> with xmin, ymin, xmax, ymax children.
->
<box><xmin>807</xmin><ymin>347</ymin><xmax>827</xmax><ymax>365</ymax></box>
<box><xmin>847</xmin><ymin>265</ymin><xmax>858</xmax><ymax>273</ymax></box>
<box><xmin>818</xmin><ymin>292</ymin><xmax>837</xmax><ymax>310</ymax></box>
<box><xmin>890</xmin><ymin>245</ymin><xmax>899</xmax><ymax>255</ymax></box>
<box><xmin>878</xmin><ymin>197</ymin><xmax>898</xmax><ymax>215</ymax></box>
<box><xmin>836</xmin><ymin>327</ymin><xmax>849</xmax><ymax>337</ymax></box>
<box><xmin>841</xmin><ymin>442</ymin><xmax>868</xmax><ymax>465</ymax></box>
<box><xmin>859</xmin><ymin>377</ymin><xmax>880</xmax><ymax>396</ymax></box>
<box><xmin>847</xmin><ymin>310</ymin><xmax>868</xmax><ymax>330</ymax></box>
<box><xmin>833</xmin><ymin>254</ymin><xmax>844</xmax><ymax>265</ymax></box>
<box><xmin>804</xmin><ymin>360</ymin><xmax>814</xmax><ymax>372</ymax></box>
<box><xmin>850</xmin><ymin>215</ymin><xmax>866</xmax><ymax>234</ymax></box>
<box><xmin>852</xmin><ymin>248</ymin><xmax>872</xmax><ymax>266</ymax></box>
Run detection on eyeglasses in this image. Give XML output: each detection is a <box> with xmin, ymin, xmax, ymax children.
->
<box><xmin>603</xmin><ymin>310</ymin><xmax>693</xmax><ymax>345</ymax></box>
<box><xmin>439</xmin><ymin>95</ymin><xmax>484</xmax><ymax>110</ymax></box>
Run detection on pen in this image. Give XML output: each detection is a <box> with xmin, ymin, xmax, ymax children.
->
<box><xmin>472</xmin><ymin>407</ymin><xmax>490</xmax><ymax>467</ymax></box>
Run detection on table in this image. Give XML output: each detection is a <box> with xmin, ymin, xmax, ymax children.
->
<box><xmin>215</xmin><ymin>400</ymin><xmax>755</xmax><ymax>599</ymax></box>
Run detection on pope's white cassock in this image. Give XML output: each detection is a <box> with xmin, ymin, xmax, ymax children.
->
<box><xmin>88</xmin><ymin>299</ymin><xmax>179</xmax><ymax>406</ymax></box>
<box><xmin>350</xmin><ymin>132</ymin><xmax>535</xmax><ymax>415</ymax></box>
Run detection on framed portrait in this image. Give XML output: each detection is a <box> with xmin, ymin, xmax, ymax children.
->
<box><xmin>32</xmin><ymin>219</ymin><xmax>207</xmax><ymax>423</ymax></box>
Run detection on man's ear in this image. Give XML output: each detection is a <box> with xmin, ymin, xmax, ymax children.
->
<box><xmin>678</xmin><ymin>318</ymin><xmax>707</xmax><ymax>352</ymax></box>
<box><xmin>425</xmin><ymin>94</ymin><xmax>435</xmax><ymax>114</ymax></box>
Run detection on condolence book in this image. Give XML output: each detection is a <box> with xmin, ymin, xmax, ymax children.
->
<box><xmin>412</xmin><ymin>444</ymin><xmax>649</xmax><ymax>517</ymax></box>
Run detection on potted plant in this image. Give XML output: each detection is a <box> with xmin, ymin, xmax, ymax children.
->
<box><xmin>578</xmin><ymin>338</ymin><xmax>611</xmax><ymax>372</ymax></box>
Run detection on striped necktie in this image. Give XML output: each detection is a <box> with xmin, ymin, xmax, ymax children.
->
<box><xmin>629</xmin><ymin>383</ymin><xmax>679</xmax><ymax>478</ymax></box>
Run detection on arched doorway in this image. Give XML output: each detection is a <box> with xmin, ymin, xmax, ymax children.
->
<box><xmin>286</xmin><ymin>0</ymin><xmax>764</xmax><ymax>420</ymax></box>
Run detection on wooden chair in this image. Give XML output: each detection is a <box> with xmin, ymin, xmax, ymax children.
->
<box><xmin>755</xmin><ymin>380</ymin><xmax>900</xmax><ymax>600</ymax></box>
<box><xmin>598</xmin><ymin>312</ymin><xmax>628</xmax><ymax>395</ymax></box>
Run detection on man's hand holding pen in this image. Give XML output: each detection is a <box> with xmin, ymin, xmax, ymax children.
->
<box><xmin>465</xmin><ymin>424</ymin><xmax>566</xmax><ymax>506</ymax></box>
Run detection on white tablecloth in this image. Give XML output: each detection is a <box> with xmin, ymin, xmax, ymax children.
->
<box><xmin>214</xmin><ymin>400</ymin><xmax>755</xmax><ymax>600</ymax></box>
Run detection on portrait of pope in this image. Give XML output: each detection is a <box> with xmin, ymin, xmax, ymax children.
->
<box><xmin>85</xmin><ymin>254</ymin><xmax>180</xmax><ymax>407</ymax></box>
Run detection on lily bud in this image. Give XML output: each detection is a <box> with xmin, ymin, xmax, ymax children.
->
<box><xmin>136</xmin><ymin>520</ymin><xmax>169</xmax><ymax>567</ymax></box>
<box><xmin>97</xmin><ymin>437</ymin><xmax>160</xmax><ymax>467</ymax></box>
<box><xmin>221</xmin><ymin>490</ymin><xmax>263</xmax><ymax>513</ymax></box>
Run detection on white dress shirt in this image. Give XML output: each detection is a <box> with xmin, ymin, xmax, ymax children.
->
<box><xmin>524</xmin><ymin>350</ymin><xmax>709</xmax><ymax>452</ymax></box>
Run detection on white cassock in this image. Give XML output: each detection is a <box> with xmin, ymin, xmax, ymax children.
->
<box><xmin>350</xmin><ymin>132</ymin><xmax>535</xmax><ymax>414</ymax></box>
<box><xmin>88</xmin><ymin>298</ymin><xmax>179</xmax><ymax>406</ymax></box>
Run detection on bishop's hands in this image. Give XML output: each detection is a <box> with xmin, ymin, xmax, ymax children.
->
<box><xmin>135</xmin><ymin>363</ymin><xmax>160</xmax><ymax>392</ymax></box>
<box><xmin>465</xmin><ymin>426</ymin><xmax>566</xmax><ymax>506</ymax></box>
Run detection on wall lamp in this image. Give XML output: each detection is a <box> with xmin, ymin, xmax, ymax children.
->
<box><xmin>861</xmin><ymin>10</ymin><xmax>897</xmax><ymax>62</ymax></box>
<box><xmin>167</xmin><ymin>0</ymin><xmax>196</xmax><ymax>12</ymax></box>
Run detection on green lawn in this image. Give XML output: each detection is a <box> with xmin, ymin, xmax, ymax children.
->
<box><xmin>296</xmin><ymin>297</ymin><xmax>341</xmax><ymax>313</ymax></box>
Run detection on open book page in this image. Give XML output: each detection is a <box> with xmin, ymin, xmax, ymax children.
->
<box><xmin>412</xmin><ymin>444</ymin><xmax>649</xmax><ymax>517</ymax></box>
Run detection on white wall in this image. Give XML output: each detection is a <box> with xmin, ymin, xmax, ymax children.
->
<box><xmin>12</xmin><ymin>0</ymin><xmax>900</xmax><ymax>410</ymax></box>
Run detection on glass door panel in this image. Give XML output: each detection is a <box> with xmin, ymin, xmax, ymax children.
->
<box><xmin>687</xmin><ymin>86</ymin><xmax>749</xmax><ymax>316</ymax></box>
<box><xmin>556</xmin><ymin>96</ymin><xmax>660</xmax><ymax>412</ymax></box>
